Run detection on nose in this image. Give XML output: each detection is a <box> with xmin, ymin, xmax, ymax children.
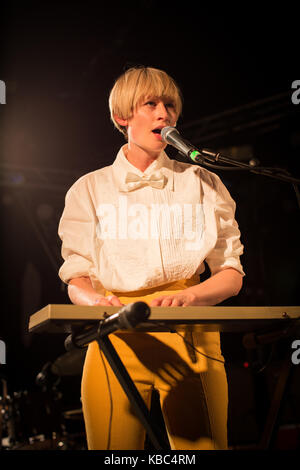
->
<box><xmin>156</xmin><ymin>101</ymin><xmax>170</xmax><ymax>121</ymax></box>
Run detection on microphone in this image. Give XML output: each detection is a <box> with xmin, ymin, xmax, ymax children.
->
<box><xmin>161</xmin><ymin>126</ymin><xmax>204</xmax><ymax>163</ymax></box>
<box><xmin>64</xmin><ymin>301</ymin><xmax>150</xmax><ymax>351</ymax></box>
<box><xmin>98</xmin><ymin>301</ymin><xmax>151</xmax><ymax>336</ymax></box>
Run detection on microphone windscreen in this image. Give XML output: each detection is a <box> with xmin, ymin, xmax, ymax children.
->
<box><xmin>119</xmin><ymin>302</ymin><xmax>150</xmax><ymax>329</ymax></box>
<box><xmin>160</xmin><ymin>126</ymin><xmax>176</xmax><ymax>142</ymax></box>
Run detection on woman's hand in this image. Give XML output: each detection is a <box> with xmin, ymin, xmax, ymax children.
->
<box><xmin>150</xmin><ymin>268</ymin><xmax>243</xmax><ymax>307</ymax></box>
<box><xmin>68</xmin><ymin>277</ymin><xmax>124</xmax><ymax>306</ymax></box>
<box><xmin>150</xmin><ymin>292</ymin><xmax>198</xmax><ymax>307</ymax></box>
<box><xmin>93</xmin><ymin>295</ymin><xmax>124</xmax><ymax>307</ymax></box>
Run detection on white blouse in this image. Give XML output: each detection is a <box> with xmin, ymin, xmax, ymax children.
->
<box><xmin>58</xmin><ymin>146</ymin><xmax>245</xmax><ymax>294</ymax></box>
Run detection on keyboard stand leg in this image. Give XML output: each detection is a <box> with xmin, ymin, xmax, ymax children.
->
<box><xmin>257</xmin><ymin>352</ymin><xmax>292</xmax><ymax>449</ymax></box>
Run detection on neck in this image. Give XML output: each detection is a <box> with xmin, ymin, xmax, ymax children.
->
<box><xmin>124</xmin><ymin>143</ymin><xmax>160</xmax><ymax>172</ymax></box>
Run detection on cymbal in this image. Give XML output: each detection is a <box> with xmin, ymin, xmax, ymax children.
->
<box><xmin>51</xmin><ymin>348</ymin><xmax>86</xmax><ymax>376</ymax></box>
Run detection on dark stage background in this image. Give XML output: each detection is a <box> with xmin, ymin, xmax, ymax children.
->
<box><xmin>0</xmin><ymin>2</ymin><xmax>300</xmax><ymax>450</ymax></box>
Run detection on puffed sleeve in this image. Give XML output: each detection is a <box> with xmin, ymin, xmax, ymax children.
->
<box><xmin>58</xmin><ymin>180</ymin><xmax>105</xmax><ymax>294</ymax></box>
<box><xmin>205</xmin><ymin>174</ymin><xmax>245</xmax><ymax>276</ymax></box>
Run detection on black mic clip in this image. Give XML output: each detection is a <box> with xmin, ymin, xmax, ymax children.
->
<box><xmin>64</xmin><ymin>301</ymin><xmax>150</xmax><ymax>352</ymax></box>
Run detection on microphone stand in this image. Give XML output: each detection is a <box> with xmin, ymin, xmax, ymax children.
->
<box><xmin>188</xmin><ymin>146</ymin><xmax>300</xmax><ymax>449</ymax></box>
<box><xmin>64</xmin><ymin>306</ymin><xmax>170</xmax><ymax>451</ymax></box>
<box><xmin>188</xmin><ymin>147</ymin><xmax>300</xmax><ymax>210</ymax></box>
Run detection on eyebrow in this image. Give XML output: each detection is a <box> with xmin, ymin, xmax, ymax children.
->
<box><xmin>143</xmin><ymin>95</ymin><xmax>176</xmax><ymax>102</ymax></box>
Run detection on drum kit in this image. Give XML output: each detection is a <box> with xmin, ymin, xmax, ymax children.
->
<box><xmin>0</xmin><ymin>348</ymin><xmax>87</xmax><ymax>451</ymax></box>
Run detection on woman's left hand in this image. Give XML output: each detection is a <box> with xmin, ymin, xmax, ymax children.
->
<box><xmin>150</xmin><ymin>292</ymin><xmax>198</xmax><ymax>307</ymax></box>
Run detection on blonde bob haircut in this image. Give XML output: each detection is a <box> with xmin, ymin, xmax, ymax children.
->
<box><xmin>109</xmin><ymin>66</ymin><xmax>183</xmax><ymax>137</ymax></box>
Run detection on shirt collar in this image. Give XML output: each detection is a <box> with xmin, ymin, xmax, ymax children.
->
<box><xmin>111</xmin><ymin>145</ymin><xmax>174</xmax><ymax>191</ymax></box>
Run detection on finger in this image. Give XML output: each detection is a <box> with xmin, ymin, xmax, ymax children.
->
<box><xmin>150</xmin><ymin>297</ymin><xmax>164</xmax><ymax>306</ymax></box>
<box><xmin>93</xmin><ymin>297</ymin><xmax>112</xmax><ymax>306</ymax></box>
<box><xmin>170</xmin><ymin>298</ymin><xmax>181</xmax><ymax>307</ymax></box>
<box><xmin>107</xmin><ymin>295</ymin><xmax>124</xmax><ymax>306</ymax></box>
<box><xmin>161</xmin><ymin>297</ymin><xmax>173</xmax><ymax>307</ymax></box>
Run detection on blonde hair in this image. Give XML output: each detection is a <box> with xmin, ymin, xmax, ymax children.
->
<box><xmin>109</xmin><ymin>66</ymin><xmax>183</xmax><ymax>137</ymax></box>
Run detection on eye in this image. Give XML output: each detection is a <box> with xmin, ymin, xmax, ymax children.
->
<box><xmin>165</xmin><ymin>102</ymin><xmax>175</xmax><ymax>109</ymax></box>
<box><xmin>145</xmin><ymin>100</ymin><xmax>156</xmax><ymax>107</ymax></box>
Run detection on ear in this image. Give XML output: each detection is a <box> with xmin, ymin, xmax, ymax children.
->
<box><xmin>114</xmin><ymin>115</ymin><xmax>128</xmax><ymax>127</ymax></box>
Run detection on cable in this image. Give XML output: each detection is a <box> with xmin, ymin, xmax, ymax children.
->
<box><xmin>147</xmin><ymin>322</ymin><xmax>225</xmax><ymax>365</ymax></box>
<box><xmin>174</xmin><ymin>329</ymin><xmax>225</xmax><ymax>364</ymax></box>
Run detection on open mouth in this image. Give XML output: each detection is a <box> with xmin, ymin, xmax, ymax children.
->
<box><xmin>152</xmin><ymin>128</ymin><xmax>162</xmax><ymax>134</ymax></box>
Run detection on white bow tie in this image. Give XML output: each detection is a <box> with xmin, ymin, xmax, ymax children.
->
<box><xmin>121</xmin><ymin>170</ymin><xmax>167</xmax><ymax>192</ymax></box>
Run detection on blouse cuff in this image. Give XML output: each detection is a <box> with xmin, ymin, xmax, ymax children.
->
<box><xmin>58</xmin><ymin>254</ymin><xmax>92</xmax><ymax>284</ymax></box>
<box><xmin>208</xmin><ymin>257</ymin><xmax>245</xmax><ymax>277</ymax></box>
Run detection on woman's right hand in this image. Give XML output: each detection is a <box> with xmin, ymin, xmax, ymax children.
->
<box><xmin>93</xmin><ymin>295</ymin><xmax>124</xmax><ymax>307</ymax></box>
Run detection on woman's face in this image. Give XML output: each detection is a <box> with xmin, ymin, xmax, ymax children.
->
<box><xmin>126</xmin><ymin>96</ymin><xmax>178</xmax><ymax>156</ymax></box>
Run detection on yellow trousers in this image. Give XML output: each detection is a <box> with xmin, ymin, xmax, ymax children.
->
<box><xmin>81</xmin><ymin>278</ymin><xmax>228</xmax><ymax>450</ymax></box>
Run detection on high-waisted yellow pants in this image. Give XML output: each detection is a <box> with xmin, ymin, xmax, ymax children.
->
<box><xmin>81</xmin><ymin>277</ymin><xmax>228</xmax><ymax>450</ymax></box>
